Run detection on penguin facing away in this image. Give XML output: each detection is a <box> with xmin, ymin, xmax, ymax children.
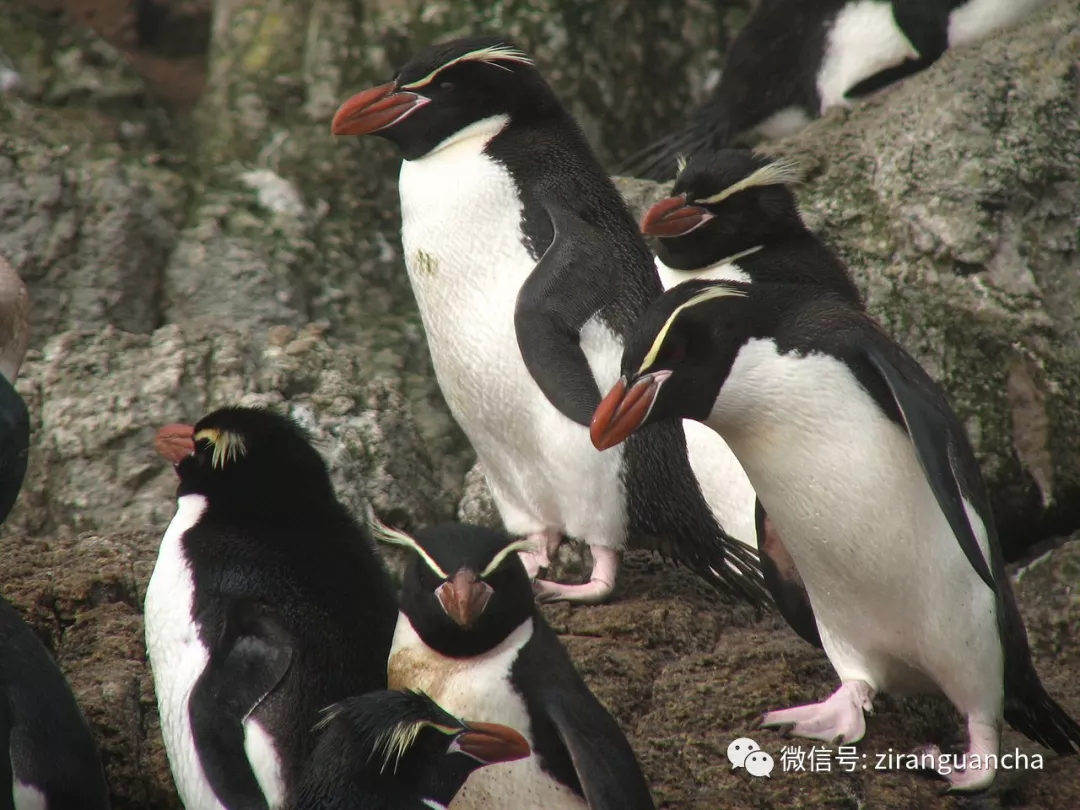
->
<box><xmin>374</xmin><ymin>520</ymin><xmax>656</xmax><ymax>810</ymax></box>
<box><xmin>146</xmin><ymin>407</ymin><xmax>399</xmax><ymax>810</ymax></box>
<box><xmin>331</xmin><ymin>36</ymin><xmax>766</xmax><ymax>607</ymax></box>
<box><xmin>293</xmin><ymin>688</ymin><xmax>531</xmax><ymax>810</ymax></box>
<box><xmin>590</xmin><ymin>280</ymin><xmax>1080</xmax><ymax>790</ymax></box>
<box><xmin>620</xmin><ymin>0</ymin><xmax>1050</xmax><ymax>180</ymax></box>
<box><xmin>641</xmin><ymin>149</ymin><xmax>868</xmax><ymax>649</ymax></box>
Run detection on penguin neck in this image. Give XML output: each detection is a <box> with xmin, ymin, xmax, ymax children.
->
<box><xmin>655</xmin><ymin>251</ymin><xmax>758</xmax><ymax>289</ymax></box>
<box><xmin>410</xmin><ymin>114</ymin><xmax>511</xmax><ymax>165</ymax></box>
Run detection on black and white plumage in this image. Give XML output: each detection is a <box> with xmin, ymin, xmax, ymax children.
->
<box><xmin>293</xmin><ymin>689</ymin><xmax>530</xmax><ymax>810</ymax></box>
<box><xmin>145</xmin><ymin>407</ymin><xmax>399</xmax><ymax>810</ymax></box>
<box><xmin>591</xmin><ymin>280</ymin><xmax>1080</xmax><ymax>791</ymax></box>
<box><xmin>621</xmin><ymin>0</ymin><xmax>1050</xmax><ymax>180</ymax></box>
<box><xmin>331</xmin><ymin>36</ymin><xmax>766</xmax><ymax>606</ymax></box>
<box><xmin>376</xmin><ymin>521</ymin><xmax>655</xmax><ymax>810</ymax></box>
<box><xmin>640</xmin><ymin>149</ymin><xmax>868</xmax><ymax>648</ymax></box>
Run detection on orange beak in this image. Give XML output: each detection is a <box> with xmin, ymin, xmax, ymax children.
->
<box><xmin>453</xmin><ymin>721</ymin><xmax>531</xmax><ymax>764</ymax></box>
<box><xmin>331</xmin><ymin>81</ymin><xmax>429</xmax><ymax>136</ymax></box>
<box><xmin>436</xmin><ymin>570</ymin><xmax>494</xmax><ymax>628</ymax></box>
<box><xmin>590</xmin><ymin>372</ymin><xmax>671</xmax><ymax>451</ymax></box>
<box><xmin>641</xmin><ymin>194</ymin><xmax>715</xmax><ymax>238</ymax></box>
<box><xmin>154</xmin><ymin>423</ymin><xmax>196</xmax><ymax>465</ymax></box>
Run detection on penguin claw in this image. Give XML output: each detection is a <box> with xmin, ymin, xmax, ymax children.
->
<box><xmin>753</xmin><ymin>680</ymin><xmax>874</xmax><ymax>744</ymax></box>
<box><xmin>748</xmin><ymin>714</ymin><xmax>764</xmax><ymax>731</ymax></box>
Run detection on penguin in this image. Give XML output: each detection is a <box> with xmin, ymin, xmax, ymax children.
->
<box><xmin>331</xmin><ymin>35</ymin><xmax>766</xmax><ymax>607</ymax></box>
<box><xmin>641</xmin><ymin>149</ymin><xmax>868</xmax><ymax>648</ymax></box>
<box><xmin>0</xmin><ymin>596</ymin><xmax>112</xmax><ymax>810</ymax></box>
<box><xmin>0</xmin><ymin>255</ymin><xmax>30</xmax><ymax>526</ymax></box>
<box><xmin>620</xmin><ymin>0</ymin><xmax>1050</xmax><ymax>180</ymax></box>
<box><xmin>372</xmin><ymin>519</ymin><xmax>656</xmax><ymax>809</ymax></box>
<box><xmin>293</xmin><ymin>689</ymin><xmax>531</xmax><ymax>810</ymax></box>
<box><xmin>589</xmin><ymin>279</ymin><xmax>1080</xmax><ymax>790</ymax></box>
<box><xmin>145</xmin><ymin>407</ymin><xmax>400</xmax><ymax>810</ymax></box>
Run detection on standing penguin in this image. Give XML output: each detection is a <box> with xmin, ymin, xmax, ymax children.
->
<box><xmin>621</xmin><ymin>0</ymin><xmax>1050</xmax><ymax>180</ymax></box>
<box><xmin>640</xmin><ymin>149</ymin><xmax>867</xmax><ymax>647</ymax></box>
<box><xmin>591</xmin><ymin>280</ymin><xmax>1080</xmax><ymax>790</ymax></box>
<box><xmin>331</xmin><ymin>36</ymin><xmax>765</xmax><ymax>606</ymax></box>
<box><xmin>373</xmin><ymin>520</ymin><xmax>655</xmax><ymax>809</ymax></box>
<box><xmin>146</xmin><ymin>407</ymin><xmax>399</xmax><ymax>810</ymax></box>
<box><xmin>293</xmin><ymin>689</ymin><xmax>530</xmax><ymax>810</ymax></box>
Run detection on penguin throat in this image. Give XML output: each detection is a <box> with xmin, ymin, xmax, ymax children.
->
<box><xmin>414</xmin><ymin>113</ymin><xmax>510</xmax><ymax>162</ymax></box>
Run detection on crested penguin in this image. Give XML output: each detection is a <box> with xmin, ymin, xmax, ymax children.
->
<box><xmin>641</xmin><ymin>149</ymin><xmax>868</xmax><ymax>648</ymax></box>
<box><xmin>621</xmin><ymin>0</ymin><xmax>1050</xmax><ymax>180</ymax></box>
<box><xmin>590</xmin><ymin>280</ymin><xmax>1080</xmax><ymax>791</ymax></box>
<box><xmin>373</xmin><ymin>520</ymin><xmax>656</xmax><ymax>809</ymax></box>
<box><xmin>146</xmin><ymin>407</ymin><xmax>399</xmax><ymax>810</ymax></box>
<box><xmin>293</xmin><ymin>689</ymin><xmax>530</xmax><ymax>810</ymax></box>
<box><xmin>331</xmin><ymin>36</ymin><xmax>765</xmax><ymax>606</ymax></box>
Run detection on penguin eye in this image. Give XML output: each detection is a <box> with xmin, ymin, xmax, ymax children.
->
<box><xmin>439</xmin><ymin>80</ymin><xmax>455</xmax><ymax>92</ymax></box>
<box><xmin>660</xmin><ymin>339</ymin><xmax>687</xmax><ymax>367</ymax></box>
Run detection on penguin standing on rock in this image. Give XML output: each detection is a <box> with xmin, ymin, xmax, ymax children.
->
<box><xmin>331</xmin><ymin>36</ymin><xmax>765</xmax><ymax>607</ymax></box>
<box><xmin>294</xmin><ymin>689</ymin><xmax>530</xmax><ymax>810</ymax></box>
<box><xmin>0</xmin><ymin>257</ymin><xmax>112</xmax><ymax>809</ymax></box>
<box><xmin>374</xmin><ymin>520</ymin><xmax>656</xmax><ymax>810</ymax></box>
<box><xmin>146</xmin><ymin>407</ymin><xmax>399</xmax><ymax>810</ymax></box>
<box><xmin>640</xmin><ymin>149</ymin><xmax>867</xmax><ymax>648</ymax></box>
<box><xmin>591</xmin><ymin>280</ymin><xmax>1080</xmax><ymax>791</ymax></box>
<box><xmin>621</xmin><ymin>0</ymin><xmax>1050</xmax><ymax>180</ymax></box>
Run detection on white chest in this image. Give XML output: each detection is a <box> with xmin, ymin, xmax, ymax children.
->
<box><xmin>388</xmin><ymin>616</ymin><xmax>586</xmax><ymax>810</ymax></box>
<box><xmin>654</xmin><ymin>255</ymin><xmax>751</xmax><ymax>290</ymax></box>
<box><xmin>145</xmin><ymin>495</ymin><xmax>284</xmax><ymax>810</ymax></box>
<box><xmin>817</xmin><ymin>0</ymin><xmax>920</xmax><ymax>110</ymax></box>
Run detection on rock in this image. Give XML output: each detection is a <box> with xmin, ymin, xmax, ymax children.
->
<box><xmin>615</xmin><ymin>0</ymin><xmax>1080</xmax><ymax>559</ymax></box>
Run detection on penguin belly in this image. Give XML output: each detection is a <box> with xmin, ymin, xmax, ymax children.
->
<box><xmin>388</xmin><ymin>617</ymin><xmax>587</xmax><ymax>810</ymax></box>
<box><xmin>145</xmin><ymin>495</ymin><xmax>285</xmax><ymax>810</ymax></box>
<box><xmin>817</xmin><ymin>0</ymin><xmax>920</xmax><ymax>110</ymax></box>
<box><xmin>655</xmin><ymin>257</ymin><xmax>758</xmax><ymax>547</ymax></box>
<box><xmin>398</xmin><ymin>123</ymin><xmax>627</xmax><ymax>547</ymax></box>
<box><xmin>715</xmin><ymin>343</ymin><xmax>1002</xmax><ymax>716</ymax></box>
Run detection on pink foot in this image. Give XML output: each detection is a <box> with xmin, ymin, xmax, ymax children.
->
<box><xmin>911</xmin><ymin>717</ymin><xmax>999</xmax><ymax>792</ymax></box>
<box><xmin>518</xmin><ymin>528</ymin><xmax>563</xmax><ymax>580</ymax></box>
<box><xmin>533</xmin><ymin>545</ymin><xmax>619</xmax><ymax>605</ymax></box>
<box><xmin>752</xmin><ymin>680</ymin><xmax>875</xmax><ymax>744</ymax></box>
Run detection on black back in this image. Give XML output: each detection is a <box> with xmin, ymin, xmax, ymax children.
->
<box><xmin>655</xmin><ymin>151</ymin><xmax>863</xmax><ymax>305</ymax></box>
<box><xmin>293</xmin><ymin>690</ymin><xmax>490</xmax><ymax>810</ymax></box>
<box><xmin>0</xmin><ymin>596</ymin><xmax>110</xmax><ymax>809</ymax></box>
<box><xmin>172</xmin><ymin>407</ymin><xmax>399</xmax><ymax>796</ymax></box>
<box><xmin>0</xmin><ymin>373</ymin><xmax>29</xmax><ymax>526</ymax></box>
<box><xmin>398</xmin><ymin>524</ymin><xmax>656</xmax><ymax>808</ymax></box>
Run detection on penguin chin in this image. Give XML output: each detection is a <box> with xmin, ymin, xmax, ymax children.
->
<box><xmin>435</xmin><ymin>571</ymin><xmax>493</xmax><ymax>629</ymax></box>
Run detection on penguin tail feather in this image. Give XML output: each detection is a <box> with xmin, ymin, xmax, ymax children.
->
<box><xmin>615</xmin><ymin>106</ymin><xmax>735</xmax><ymax>182</ymax></box>
<box><xmin>1005</xmin><ymin>679</ymin><xmax>1080</xmax><ymax>756</ymax></box>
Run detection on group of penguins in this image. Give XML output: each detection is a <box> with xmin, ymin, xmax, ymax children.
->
<box><xmin>0</xmin><ymin>0</ymin><xmax>1076</xmax><ymax>808</ymax></box>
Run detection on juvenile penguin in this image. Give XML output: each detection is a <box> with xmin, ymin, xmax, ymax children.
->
<box><xmin>146</xmin><ymin>407</ymin><xmax>399</xmax><ymax>810</ymax></box>
<box><xmin>590</xmin><ymin>280</ymin><xmax>1080</xmax><ymax>790</ymax></box>
<box><xmin>0</xmin><ymin>596</ymin><xmax>112</xmax><ymax>810</ymax></box>
<box><xmin>293</xmin><ymin>689</ymin><xmax>530</xmax><ymax>810</ymax></box>
<box><xmin>621</xmin><ymin>0</ymin><xmax>1050</xmax><ymax>180</ymax></box>
<box><xmin>331</xmin><ymin>36</ymin><xmax>765</xmax><ymax>606</ymax></box>
<box><xmin>0</xmin><ymin>255</ymin><xmax>30</xmax><ymax>526</ymax></box>
<box><xmin>374</xmin><ymin>520</ymin><xmax>656</xmax><ymax>809</ymax></box>
<box><xmin>641</xmin><ymin>149</ymin><xmax>867</xmax><ymax>647</ymax></box>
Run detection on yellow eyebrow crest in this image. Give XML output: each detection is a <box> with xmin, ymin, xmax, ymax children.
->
<box><xmin>697</xmin><ymin>157</ymin><xmax>803</xmax><ymax>205</ymax></box>
<box><xmin>193</xmin><ymin>428</ymin><xmax>247</xmax><ymax>469</ymax></box>
<box><xmin>400</xmin><ymin>45</ymin><xmax>534</xmax><ymax>90</ymax></box>
<box><xmin>480</xmin><ymin>538</ymin><xmax>540</xmax><ymax>578</ymax></box>
<box><xmin>367</xmin><ymin>512</ymin><xmax>449</xmax><ymax>579</ymax></box>
<box><xmin>637</xmin><ymin>284</ymin><xmax>748</xmax><ymax>375</ymax></box>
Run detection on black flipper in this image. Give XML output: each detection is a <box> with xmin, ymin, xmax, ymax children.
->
<box><xmin>514</xmin><ymin>206</ymin><xmax>613</xmax><ymax>428</ymax></box>
<box><xmin>756</xmin><ymin>498</ymin><xmax>822</xmax><ymax>649</ymax></box>
<box><xmin>189</xmin><ymin>601</ymin><xmax>293</xmax><ymax>810</ymax></box>
<box><xmin>0</xmin><ymin>690</ymin><xmax>13</xmax><ymax>810</ymax></box>
<box><xmin>859</xmin><ymin>339</ymin><xmax>995</xmax><ymax>592</ymax></box>
<box><xmin>0</xmin><ymin>374</ymin><xmax>29</xmax><ymax>527</ymax></box>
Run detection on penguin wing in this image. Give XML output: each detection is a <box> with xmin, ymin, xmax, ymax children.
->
<box><xmin>542</xmin><ymin>689</ymin><xmax>655</xmax><ymax>810</ymax></box>
<box><xmin>189</xmin><ymin>600</ymin><xmax>293</xmax><ymax>810</ymax></box>
<box><xmin>860</xmin><ymin>339</ymin><xmax>996</xmax><ymax>591</ymax></box>
<box><xmin>514</xmin><ymin>207</ymin><xmax>612</xmax><ymax>427</ymax></box>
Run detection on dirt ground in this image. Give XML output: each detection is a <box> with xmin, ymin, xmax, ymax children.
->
<box><xmin>1</xmin><ymin>527</ymin><xmax>1078</xmax><ymax>809</ymax></box>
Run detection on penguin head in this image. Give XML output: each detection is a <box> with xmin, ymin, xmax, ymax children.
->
<box><xmin>154</xmin><ymin>407</ymin><xmax>337</xmax><ymax>509</ymax></box>
<box><xmin>305</xmin><ymin>689</ymin><xmax>529</xmax><ymax>807</ymax></box>
<box><xmin>641</xmin><ymin>151</ymin><xmax>805</xmax><ymax>270</ymax></box>
<box><xmin>331</xmin><ymin>35</ymin><xmax>556</xmax><ymax>160</ymax></box>
<box><xmin>373</xmin><ymin>521</ymin><xmax>536</xmax><ymax>656</ymax></box>
<box><xmin>590</xmin><ymin>280</ymin><xmax>764</xmax><ymax>450</ymax></box>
